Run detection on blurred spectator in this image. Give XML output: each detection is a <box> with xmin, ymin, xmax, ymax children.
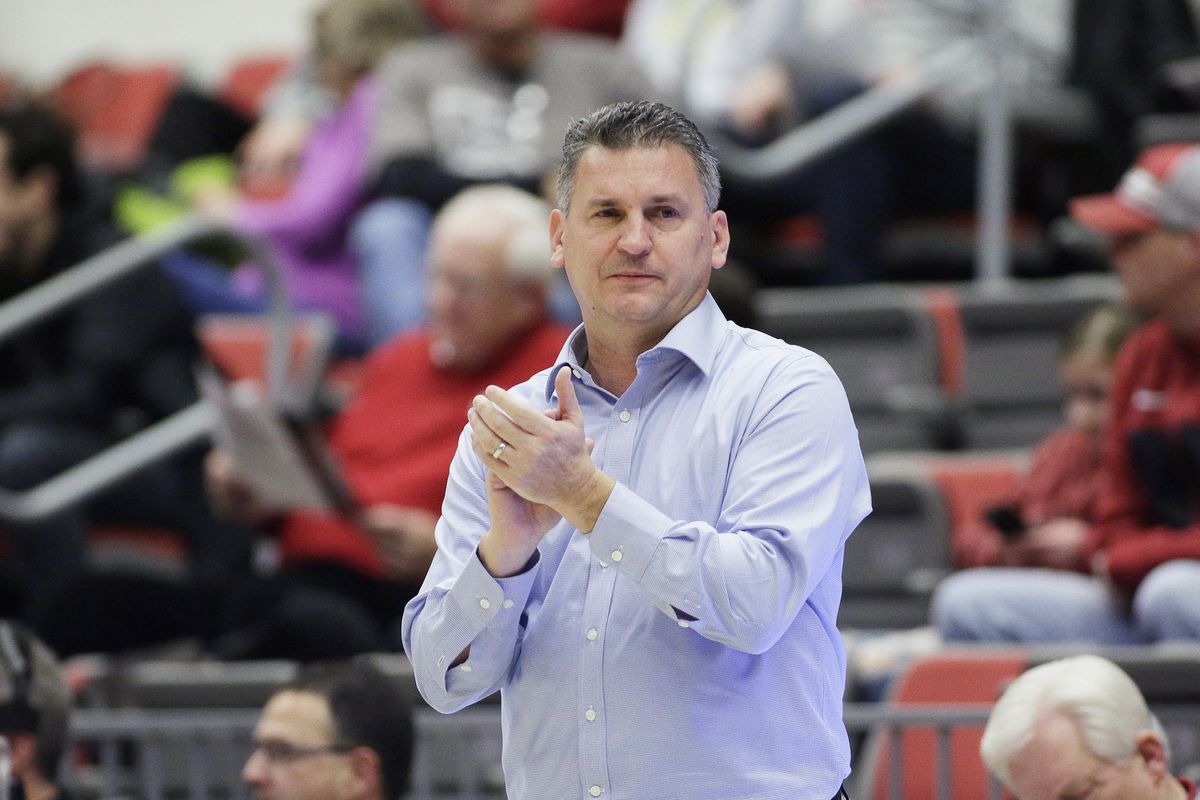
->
<box><xmin>353</xmin><ymin>0</ymin><xmax>649</xmax><ymax>341</ymax></box>
<box><xmin>620</xmin><ymin>0</ymin><xmax>886</xmax><ymax>284</ymax></box>
<box><xmin>243</xmin><ymin>657</ymin><xmax>413</xmax><ymax>800</ymax></box>
<box><xmin>423</xmin><ymin>0</ymin><xmax>630</xmax><ymax>38</ymax></box>
<box><xmin>951</xmin><ymin>305</ymin><xmax>1138</xmax><ymax>571</ymax></box>
<box><xmin>864</xmin><ymin>0</ymin><xmax>1200</xmax><ymax>224</ymax></box>
<box><xmin>0</xmin><ymin>620</ymin><xmax>71</xmax><ymax>800</ymax></box>
<box><xmin>981</xmin><ymin>655</ymin><xmax>1194</xmax><ymax>799</ymax></box>
<box><xmin>172</xmin><ymin>0</ymin><xmax>429</xmax><ymax>353</ymax></box>
<box><xmin>934</xmin><ymin>142</ymin><xmax>1200</xmax><ymax>645</ymax></box>
<box><xmin>241</xmin><ymin>0</ymin><xmax>633</xmax><ymax>188</ymax></box>
<box><xmin>205</xmin><ymin>185</ymin><xmax>570</xmax><ymax>659</ymax></box>
<box><xmin>0</xmin><ymin>105</ymin><xmax>249</xmax><ymax>606</ymax></box>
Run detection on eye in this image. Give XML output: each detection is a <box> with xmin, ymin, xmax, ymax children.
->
<box><xmin>656</xmin><ymin>207</ymin><xmax>679</xmax><ymax>219</ymax></box>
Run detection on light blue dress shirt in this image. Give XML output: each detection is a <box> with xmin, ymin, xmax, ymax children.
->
<box><xmin>402</xmin><ymin>294</ymin><xmax>871</xmax><ymax>800</ymax></box>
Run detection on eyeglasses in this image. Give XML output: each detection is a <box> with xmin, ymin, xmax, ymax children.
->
<box><xmin>250</xmin><ymin>739</ymin><xmax>356</xmax><ymax>765</ymax></box>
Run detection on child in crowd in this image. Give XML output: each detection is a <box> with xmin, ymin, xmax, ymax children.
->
<box><xmin>953</xmin><ymin>305</ymin><xmax>1138</xmax><ymax>570</ymax></box>
<box><xmin>174</xmin><ymin>0</ymin><xmax>427</xmax><ymax>353</ymax></box>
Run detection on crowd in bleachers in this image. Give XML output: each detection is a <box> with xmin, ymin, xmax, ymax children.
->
<box><xmin>4</xmin><ymin>0</ymin><xmax>1200</xmax><ymax>796</ymax></box>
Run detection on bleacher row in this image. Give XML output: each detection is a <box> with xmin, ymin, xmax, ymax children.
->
<box><xmin>56</xmin><ymin>643</ymin><xmax>1200</xmax><ymax>800</ymax></box>
<box><xmin>24</xmin><ymin>55</ymin><xmax>291</xmax><ymax>174</ymax></box>
<box><xmin>754</xmin><ymin>276</ymin><xmax>1121</xmax><ymax>631</ymax></box>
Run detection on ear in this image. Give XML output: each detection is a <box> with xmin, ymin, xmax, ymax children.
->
<box><xmin>345</xmin><ymin>746</ymin><xmax>382</xmax><ymax>799</ymax></box>
<box><xmin>1134</xmin><ymin>730</ymin><xmax>1169</xmax><ymax>782</ymax></box>
<box><xmin>709</xmin><ymin>209</ymin><xmax>730</xmax><ymax>271</ymax></box>
<box><xmin>549</xmin><ymin>208</ymin><xmax>567</xmax><ymax>270</ymax></box>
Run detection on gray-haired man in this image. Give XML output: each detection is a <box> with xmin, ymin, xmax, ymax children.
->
<box><xmin>403</xmin><ymin>100</ymin><xmax>868</xmax><ymax>800</ymax></box>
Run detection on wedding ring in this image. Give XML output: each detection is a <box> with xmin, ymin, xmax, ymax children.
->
<box><xmin>491</xmin><ymin>441</ymin><xmax>509</xmax><ymax>461</ymax></box>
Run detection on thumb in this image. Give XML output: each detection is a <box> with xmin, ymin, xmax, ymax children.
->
<box><xmin>554</xmin><ymin>365</ymin><xmax>584</xmax><ymax>427</ymax></box>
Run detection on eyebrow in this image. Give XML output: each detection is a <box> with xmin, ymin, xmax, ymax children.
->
<box><xmin>584</xmin><ymin>195</ymin><xmax>690</xmax><ymax>209</ymax></box>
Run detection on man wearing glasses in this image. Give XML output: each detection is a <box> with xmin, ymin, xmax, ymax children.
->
<box><xmin>242</xmin><ymin>659</ymin><xmax>413</xmax><ymax>800</ymax></box>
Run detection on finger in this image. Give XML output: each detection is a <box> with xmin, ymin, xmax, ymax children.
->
<box><xmin>472</xmin><ymin>394</ymin><xmax>533</xmax><ymax>446</ymax></box>
<box><xmin>467</xmin><ymin>408</ymin><xmax>509</xmax><ymax>462</ymax></box>
<box><xmin>482</xmin><ymin>385</ymin><xmax>549</xmax><ymax>433</ymax></box>
<box><xmin>553</xmin><ymin>366</ymin><xmax>584</xmax><ymax>428</ymax></box>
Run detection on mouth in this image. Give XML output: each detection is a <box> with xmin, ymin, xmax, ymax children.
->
<box><xmin>608</xmin><ymin>271</ymin><xmax>659</xmax><ymax>283</ymax></box>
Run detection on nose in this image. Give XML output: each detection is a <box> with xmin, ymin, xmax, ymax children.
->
<box><xmin>242</xmin><ymin>749</ymin><xmax>268</xmax><ymax>786</ymax></box>
<box><xmin>616</xmin><ymin>214</ymin><xmax>652</xmax><ymax>257</ymax></box>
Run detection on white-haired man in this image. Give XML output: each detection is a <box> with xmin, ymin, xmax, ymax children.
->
<box><xmin>981</xmin><ymin>654</ymin><xmax>1195</xmax><ymax>799</ymax></box>
<box><xmin>207</xmin><ymin>184</ymin><xmax>571</xmax><ymax>657</ymax></box>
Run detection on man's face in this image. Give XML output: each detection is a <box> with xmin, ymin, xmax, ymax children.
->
<box><xmin>426</xmin><ymin>222</ymin><xmax>541</xmax><ymax>372</ymax></box>
<box><xmin>0</xmin><ymin>133</ymin><xmax>40</xmax><ymax>274</ymax></box>
<box><xmin>1108</xmin><ymin>227</ymin><xmax>1200</xmax><ymax>317</ymax></box>
<box><xmin>242</xmin><ymin>691</ymin><xmax>357</xmax><ymax>800</ymax></box>
<box><xmin>1005</xmin><ymin>712</ymin><xmax>1165</xmax><ymax>800</ymax></box>
<box><xmin>549</xmin><ymin>144</ymin><xmax>729</xmax><ymax>345</ymax></box>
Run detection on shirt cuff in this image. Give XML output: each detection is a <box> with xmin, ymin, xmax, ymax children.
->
<box><xmin>588</xmin><ymin>482</ymin><xmax>673</xmax><ymax>581</ymax></box>
<box><xmin>451</xmin><ymin>546</ymin><xmax>541</xmax><ymax>628</ymax></box>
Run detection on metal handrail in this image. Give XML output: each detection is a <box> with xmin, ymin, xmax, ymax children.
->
<box><xmin>714</xmin><ymin>1</ymin><xmax>1013</xmax><ymax>285</ymax></box>
<box><xmin>715</xmin><ymin>41</ymin><xmax>976</xmax><ymax>180</ymax></box>
<box><xmin>0</xmin><ymin>215</ymin><xmax>294</xmax><ymax>524</ymax></box>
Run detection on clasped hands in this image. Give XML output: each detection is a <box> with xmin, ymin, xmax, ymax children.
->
<box><xmin>468</xmin><ymin>366</ymin><xmax>614</xmax><ymax>577</ymax></box>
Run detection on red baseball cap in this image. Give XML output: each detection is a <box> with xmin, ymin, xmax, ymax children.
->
<box><xmin>1070</xmin><ymin>142</ymin><xmax>1200</xmax><ymax>234</ymax></box>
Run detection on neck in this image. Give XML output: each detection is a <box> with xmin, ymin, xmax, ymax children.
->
<box><xmin>580</xmin><ymin>308</ymin><xmax>688</xmax><ymax>396</ymax></box>
<box><xmin>583</xmin><ymin>331</ymin><xmax>661</xmax><ymax>396</ymax></box>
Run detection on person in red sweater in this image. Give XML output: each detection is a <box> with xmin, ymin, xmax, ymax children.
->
<box><xmin>935</xmin><ymin>142</ymin><xmax>1200</xmax><ymax>644</ymax></box>
<box><xmin>950</xmin><ymin>306</ymin><xmax>1136</xmax><ymax>571</ymax></box>
<box><xmin>206</xmin><ymin>184</ymin><xmax>571</xmax><ymax>658</ymax></box>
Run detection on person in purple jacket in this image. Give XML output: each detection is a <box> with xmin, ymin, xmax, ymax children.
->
<box><xmin>184</xmin><ymin>0</ymin><xmax>427</xmax><ymax>353</ymax></box>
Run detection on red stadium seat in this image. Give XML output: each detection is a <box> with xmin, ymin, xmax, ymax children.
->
<box><xmin>863</xmin><ymin>649</ymin><xmax>1028</xmax><ymax>799</ymax></box>
<box><xmin>219</xmin><ymin>54</ymin><xmax>293</xmax><ymax>119</ymax></box>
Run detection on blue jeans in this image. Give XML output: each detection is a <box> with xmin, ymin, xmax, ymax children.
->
<box><xmin>932</xmin><ymin>561</ymin><xmax>1200</xmax><ymax>644</ymax></box>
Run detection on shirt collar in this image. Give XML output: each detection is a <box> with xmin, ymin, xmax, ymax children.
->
<box><xmin>544</xmin><ymin>293</ymin><xmax>727</xmax><ymax>401</ymax></box>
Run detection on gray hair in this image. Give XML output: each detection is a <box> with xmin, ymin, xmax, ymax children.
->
<box><xmin>555</xmin><ymin>100</ymin><xmax>721</xmax><ymax>212</ymax></box>
<box><xmin>980</xmin><ymin>655</ymin><xmax>1167</xmax><ymax>788</ymax></box>
<box><xmin>432</xmin><ymin>184</ymin><xmax>555</xmax><ymax>286</ymax></box>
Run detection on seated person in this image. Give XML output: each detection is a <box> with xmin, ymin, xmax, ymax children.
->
<box><xmin>206</xmin><ymin>185</ymin><xmax>571</xmax><ymax>658</ymax></box>
<box><xmin>179</xmin><ymin>0</ymin><xmax>428</xmax><ymax>353</ymax></box>
<box><xmin>351</xmin><ymin>0</ymin><xmax>649</xmax><ymax>340</ymax></box>
<box><xmin>981</xmin><ymin>654</ymin><xmax>1195</xmax><ymax>799</ymax></box>
<box><xmin>952</xmin><ymin>305</ymin><xmax>1137</xmax><ymax>570</ymax></box>
<box><xmin>0</xmin><ymin>104</ymin><xmax>248</xmax><ymax>610</ymax></box>
<box><xmin>243</xmin><ymin>657</ymin><xmax>413</xmax><ymax>800</ymax></box>
<box><xmin>0</xmin><ymin>620</ymin><xmax>72</xmax><ymax>800</ymax></box>
<box><xmin>934</xmin><ymin>142</ymin><xmax>1200</xmax><ymax>645</ymax></box>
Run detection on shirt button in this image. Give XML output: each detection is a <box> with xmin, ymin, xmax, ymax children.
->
<box><xmin>599</xmin><ymin>560</ymin><xmax>608</xmax><ymax>568</ymax></box>
<box><xmin>584</xmin><ymin>706</ymin><xmax>597</xmax><ymax>722</ymax></box>
<box><xmin>479</xmin><ymin>598</ymin><xmax>491</xmax><ymax>610</ymax></box>
<box><xmin>610</xmin><ymin>550</ymin><xmax>623</xmax><ymax>563</ymax></box>
<box><xmin>618</xmin><ymin>409</ymin><xmax>631</xmax><ymax>423</ymax></box>
<box><xmin>589</xmin><ymin>786</ymin><xmax>602</xmax><ymax>797</ymax></box>
<box><xmin>460</xmin><ymin>663</ymin><xmax>473</xmax><ymax>672</ymax></box>
<box><xmin>572</xmin><ymin>368</ymin><xmax>583</xmax><ymax>379</ymax></box>
<box><xmin>502</xmin><ymin>599</ymin><xmax>514</xmax><ymax>609</ymax></box>
<box><xmin>677</xmin><ymin>619</ymin><xmax>690</xmax><ymax>628</ymax></box>
<box><xmin>586</xmin><ymin>628</ymin><xmax>598</xmax><ymax>641</ymax></box>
